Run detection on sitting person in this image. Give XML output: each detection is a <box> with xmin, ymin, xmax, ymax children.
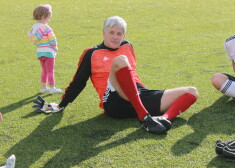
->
<box><xmin>34</xmin><ymin>16</ymin><xmax>198</xmax><ymax>134</ymax></box>
<box><xmin>211</xmin><ymin>35</ymin><xmax>235</xmax><ymax>99</ymax></box>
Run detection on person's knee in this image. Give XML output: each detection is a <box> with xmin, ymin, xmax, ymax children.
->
<box><xmin>211</xmin><ymin>73</ymin><xmax>227</xmax><ymax>90</ymax></box>
<box><xmin>211</xmin><ymin>73</ymin><xmax>221</xmax><ymax>85</ymax></box>
<box><xmin>112</xmin><ymin>55</ymin><xmax>130</xmax><ymax>71</ymax></box>
<box><xmin>187</xmin><ymin>87</ymin><xmax>198</xmax><ymax>99</ymax></box>
<box><xmin>185</xmin><ymin>86</ymin><xmax>198</xmax><ymax>98</ymax></box>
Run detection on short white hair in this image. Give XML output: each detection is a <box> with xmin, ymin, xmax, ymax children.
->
<box><xmin>103</xmin><ymin>16</ymin><xmax>127</xmax><ymax>34</ymax></box>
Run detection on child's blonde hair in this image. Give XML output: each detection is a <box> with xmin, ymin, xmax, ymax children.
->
<box><xmin>33</xmin><ymin>4</ymin><xmax>52</xmax><ymax>20</ymax></box>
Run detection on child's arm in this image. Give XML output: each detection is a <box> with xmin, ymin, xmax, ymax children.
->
<box><xmin>46</xmin><ymin>26</ymin><xmax>58</xmax><ymax>52</ymax></box>
<box><xmin>28</xmin><ymin>25</ymin><xmax>46</xmax><ymax>42</ymax></box>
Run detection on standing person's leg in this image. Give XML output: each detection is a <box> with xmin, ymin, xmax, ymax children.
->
<box><xmin>108</xmin><ymin>55</ymin><xmax>167</xmax><ymax>134</ymax></box>
<box><xmin>45</xmin><ymin>58</ymin><xmax>55</xmax><ymax>87</ymax></box>
<box><xmin>160</xmin><ymin>87</ymin><xmax>198</xmax><ymax>120</ymax></box>
<box><xmin>39</xmin><ymin>57</ymin><xmax>49</xmax><ymax>93</ymax></box>
<box><xmin>211</xmin><ymin>73</ymin><xmax>235</xmax><ymax>98</ymax></box>
<box><xmin>45</xmin><ymin>58</ymin><xmax>61</xmax><ymax>94</ymax></box>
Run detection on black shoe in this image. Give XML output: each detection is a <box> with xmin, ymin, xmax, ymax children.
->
<box><xmin>216</xmin><ymin>139</ymin><xmax>226</xmax><ymax>155</ymax></box>
<box><xmin>216</xmin><ymin>139</ymin><xmax>235</xmax><ymax>155</ymax></box>
<box><xmin>223</xmin><ymin>145</ymin><xmax>235</xmax><ymax>161</ymax></box>
<box><xmin>140</xmin><ymin>114</ymin><xmax>166</xmax><ymax>134</ymax></box>
<box><xmin>152</xmin><ymin>116</ymin><xmax>172</xmax><ymax>131</ymax></box>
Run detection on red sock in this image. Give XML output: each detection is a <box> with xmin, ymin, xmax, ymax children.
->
<box><xmin>116</xmin><ymin>66</ymin><xmax>148</xmax><ymax>120</ymax></box>
<box><xmin>162</xmin><ymin>93</ymin><xmax>197</xmax><ymax>120</ymax></box>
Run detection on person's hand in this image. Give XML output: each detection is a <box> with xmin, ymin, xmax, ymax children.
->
<box><xmin>32</xmin><ymin>96</ymin><xmax>64</xmax><ymax>113</ymax></box>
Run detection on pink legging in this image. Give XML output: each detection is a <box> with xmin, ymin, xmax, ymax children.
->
<box><xmin>39</xmin><ymin>57</ymin><xmax>55</xmax><ymax>86</ymax></box>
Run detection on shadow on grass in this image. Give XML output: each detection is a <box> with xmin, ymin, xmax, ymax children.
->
<box><xmin>171</xmin><ymin>96</ymin><xmax>235</xmax><ymax>159</ymax></box>
<box><xmin>207</xmin><ymin>155</ymin><xmax>235</xmax><ymax>167</ymax></box>
<box><xmin>5</xmin><ymin>112</ymin><xmax>167</xmax><ymax>168</ymax></box>
<box><xmin>0</xmin><ymin>93</ymin><xmax>51</xmax><ymax>115</ymax></box>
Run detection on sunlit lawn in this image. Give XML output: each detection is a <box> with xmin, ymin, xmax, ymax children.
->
<box><xmin>1</xmin><ymin>0</ymin><xmax>235</xmax><ymax>167</ymax></box>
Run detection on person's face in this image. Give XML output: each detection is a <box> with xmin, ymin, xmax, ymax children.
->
<box><xmin>103</xmin><ymin>25</ymin><xmax>125</xmax><ymax>49</ymax></box>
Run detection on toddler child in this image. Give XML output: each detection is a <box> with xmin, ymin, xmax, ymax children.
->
<box><xmin>28</xmin><ymin>4</ymin><xmax>61</xmax><ymax>94</ymax></box>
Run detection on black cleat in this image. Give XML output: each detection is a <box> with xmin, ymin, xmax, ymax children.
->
<box><xmin>140</xmin><ymin>114</ymin><xmax>166</xmax><ymax>134</ymax></box>
<box><xmin>152</xmin><ymin>116</ymin><xmax>172</xmax><ymax>131</ymax></box>
<box><xmin>216</xmin><ymin>139</ymin><xmax>235</xmax><ymax>155</ymax></box>
<box><xmin>216</xmin><ymin>139</ymin><xmax>226</xmax><ymax>155</ymax></box>
<box><xmin>223</xmin><ymin>145</ymin><xmax>235</xmax><ymax>161</ymax></box>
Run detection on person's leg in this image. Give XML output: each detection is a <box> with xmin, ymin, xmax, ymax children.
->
<box><xmin>109</xmin><ymin>55</ymin><xmax>148</xmax><ymax>120</ymax></box>
<box><xmin>45</xmin><ymin>58</ymin><xmax>55</xmax><ymax>87</ymax></box>
<box><xmin>161</xmin><ymin>87</ymin><xmax>198</xmax><ymax>120</ymax></box>
<box><xmin>211</xmin><ymin>73</ymin><xmax>229</xmax><ymax>90</ymax></box>
<box><xmin>211</xmin><ymin>73</ymin><xmax>235</xmax><ymax>97</ymax></box>
<box><xmin>39</xmin><ymin>57</ymin><xmax>48</xmax><ymax>87</ymax></box>
<box><xmin>39</xmin><ymin>57</ymin><xmax>49</xmax><ymax>93</ymax></box>
<box><xmin>108</xmin><ymin>55</ymin><xmax>172</xmax><ymax>134</ymax></box>
<box><xmin>44</xmin><ymin>58</ymin><xmax>61</xmax><ymax>94</ymax></box>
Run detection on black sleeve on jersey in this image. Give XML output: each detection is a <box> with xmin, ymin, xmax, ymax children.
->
<box><xmin>121</xmin><ymin>40</ymin><xmax>134</xmax><ymax>49</ymax></box>
<box><xmin>59</xmin><ymin>49</ymin><xmax>94</xmax><ymax>108</ymax></box>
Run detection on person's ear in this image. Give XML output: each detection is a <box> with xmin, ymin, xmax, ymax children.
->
<box><xmin>41</xmin><ymin>15</ymin><xmax>46</xmax><ymax>20</ymax></box>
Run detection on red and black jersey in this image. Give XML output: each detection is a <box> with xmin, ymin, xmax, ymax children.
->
<box><xmin>59</xmin><ymin>40</ymin><xmax>143</xmax><ymax>109</ymax></box>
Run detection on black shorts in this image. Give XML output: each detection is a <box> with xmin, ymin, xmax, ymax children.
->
<box><xmin>223</xmin><ymin>73</ymin><xmax>235</xmax><ymax>81</ymax></box>
<box><xmin>103</xmin><ymin>83</ymin><xmax>165</xmax><ymax>119</ymax></box>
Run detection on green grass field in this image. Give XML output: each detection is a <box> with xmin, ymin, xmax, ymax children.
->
<box><xmin>1</xmin><ymin>0</ymin><xmax>235</xmax><ymax>167</ymax></box>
